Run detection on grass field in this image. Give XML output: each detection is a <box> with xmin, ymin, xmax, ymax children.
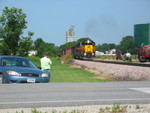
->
<box><xmin>28</xmin><ymin>56</ymin><xmax>107</xmax><ymax>83</ymax></box>
<box><xmin>50</xmin><ymin>59</ymin><xmax>107</xmax><ymax>82</ymax></box>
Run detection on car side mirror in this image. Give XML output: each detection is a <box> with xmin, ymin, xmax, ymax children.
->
<box><xmin>37</xmin><ymin>67</ymin><xmax>41</xmax><ymax>69</ymax></box>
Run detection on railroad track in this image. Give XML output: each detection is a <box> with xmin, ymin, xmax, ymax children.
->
<box><xmin>81</xmin><ymin>58</ymin><xmax>150</xmax><ymax>67</ymax></box>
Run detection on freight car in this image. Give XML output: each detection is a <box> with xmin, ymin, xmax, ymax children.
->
<box><xmin>58</xmin><ymin>39</ymin><xmax>96</xmax><ymax>59</ymax></box>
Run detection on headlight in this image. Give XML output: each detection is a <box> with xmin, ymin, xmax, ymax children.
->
<box><xmin>41</xmin><ymin>73</ymin><xmax>48</xmax><ymax>77</ymax></box>
<box><xmin>6</xmin><ymin>71</ymin><xmax>21</xmax><ymax>76</ymax></box>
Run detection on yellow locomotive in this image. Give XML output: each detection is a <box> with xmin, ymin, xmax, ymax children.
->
<box><xmin>71</xmin><ymin>39</ymin><xmax>96</xmax><ymax>59</ymax></box>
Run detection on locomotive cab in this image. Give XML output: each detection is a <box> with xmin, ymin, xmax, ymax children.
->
<box><xmin>81</xmin><ymin>40</ymin><xmax>96</xmax><ymax>58</ymax></box>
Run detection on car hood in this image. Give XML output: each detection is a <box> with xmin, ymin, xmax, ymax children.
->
<box><xmin>2</xmin><ymin>67</ymin><xmax>45</xmax><ymax>74</ymax></box>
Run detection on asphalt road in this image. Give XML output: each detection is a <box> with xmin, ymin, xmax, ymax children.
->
<box><xmin>0</xmin><ymin>81</ymin><xmax>150</xmax><ymax>109</ymax></box>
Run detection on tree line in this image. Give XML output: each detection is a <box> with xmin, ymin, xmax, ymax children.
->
<box><xmin>0</xmin><ymin>7</ymin><xmax>135</xmax><ymax>57</ymax></box>
<box><xmin>97</xmin><ymin>36</ymin><xmax>135</xmax><ymax>54</ymax></box>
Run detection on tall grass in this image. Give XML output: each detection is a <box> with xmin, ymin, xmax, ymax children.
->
<box><xmin>96</xmin><ymin>55</ymin><xmax>138</xmax><ymax>62</ymax></box>
<box><xmin>96</xmin><ymin>55</ymin><xmax>116</xmax><ymax>60</ymax></box>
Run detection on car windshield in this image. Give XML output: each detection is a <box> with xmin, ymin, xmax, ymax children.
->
<box><xmin>1</xmin><ymin>57</ymin><xmax>37</xmax><ymax>68</ymax></box>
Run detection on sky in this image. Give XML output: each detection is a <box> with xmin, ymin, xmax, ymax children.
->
<box><xmin>0</xmin><ymin>0</ymin><xmax>150</xmax><ymax>46</ymax></box>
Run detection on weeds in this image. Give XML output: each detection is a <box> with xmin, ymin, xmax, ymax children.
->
<box><xmin>135</xmin><ymin>104</ymin><xmax>141</xmax><ymax>109</ymax></box>
<box><xmin>15</xmin><ymin>111</ymin><xmax>24</xmax><ymax>113</ymax></box>
<box><xmin>7</xmin><ymin>104</ymin><xmax>144</xmax><ymax>113</ymax></box>
<box><xmin>99</xmin><ymin>103</ymin><xmax>127</xmax><ymax>113</ymax></box>
<box><xmin>31</xmin><ymin>108</ymin><xmax>42</xmax><ymax>113</ymax></box>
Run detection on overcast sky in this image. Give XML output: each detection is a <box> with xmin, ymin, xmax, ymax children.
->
<box><xmin>0</xmin><ymin>0</ymin><xmax>150</xmax><ymax>46</ymax></box>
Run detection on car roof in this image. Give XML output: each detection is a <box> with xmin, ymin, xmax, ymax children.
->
<box><xmin>0</xmin><ymin>55</ymin><xmax>28</xmax><ymax>59</ymax></box>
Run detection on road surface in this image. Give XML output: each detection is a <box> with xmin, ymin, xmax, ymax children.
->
<box><xmin>0</xmin><ymin>81</ymin><xmax>150</xmax><ymax>109</ymax></box>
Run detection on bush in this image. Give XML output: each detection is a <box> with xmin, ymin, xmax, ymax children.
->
<box><xmin>60</xmin><ymin>54</ymin><xmax>74</xmax><ymax>64</ymax></box>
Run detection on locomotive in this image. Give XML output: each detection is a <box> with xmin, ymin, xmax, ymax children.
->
<box><xmin>58</xmin><ymin>39</ymin><xmax>96</xmax><ymax>59</ymax></box>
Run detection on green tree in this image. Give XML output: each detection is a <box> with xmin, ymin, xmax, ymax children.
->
<box><xmin>18</xmin><ymin>32</ymin><xmax>34</xmax><ymax>56</ymax></box>
<box><xmin>77</xmin><ymin>37</ymin><xmax>91</xmax><ymax>42</ymax></box>
<box><xmin>119</xmin><ymin>36</ymin><xmax>134</xmax><ymax>54</ymax></box>
<box><xmin>0</xmin><ymin>7</ymin><xmax>34</xmax><ymax>56</ymax></box>
<box><xmin>37</xmin><ymin>42</ymin><xmax>57</xmax><ymax>57</ymax></box>
<box><xmin>34</xmin><ymin>38</ymin><xmax>45</xmax><ymax>49</ymax></box>
<box><xmin>0</xmin><ymin>40</ymin><xmax>11</xmax><ymax>55</ymax></box>
<box><xmin>58</xmin><ymin>37</ymin><xmax>92</xmax><ymax>52</ymax></box>
<box><xmin>64</xmin><ymin>41</ymin><xmax>77</xmax><ymax>49</ymax></box>
<box><xmin>96</xmin><ymin>43</ymin><xmax>117</xmax><ymax>53</ymax></box>
<box><xmin>58</xmin><ymin>41</ymin><xmax>78</xmax><ymax>52</ymax></box>
<box><xmin>109</xmin><ymin>43</ymin><xmax>117</xmax><ymax>50</ymax></box>
<box><xmin>0</xmin><ymin>7</ymin><xmax>27</xmax><ymax>55</ymax></box>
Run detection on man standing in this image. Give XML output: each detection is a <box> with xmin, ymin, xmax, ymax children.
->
<box><xmin>40</xmin><ymin>52</ymin><xmax>52</xmax><ymax>71</ymax></box>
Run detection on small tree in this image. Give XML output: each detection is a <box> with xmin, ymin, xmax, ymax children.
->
<box><xmin>34</xmin><ymin>38</ymin><xmax>45</xmax><ymax>49</ymax></box>
<box><xmin>18</xmin><ymin>32</ymin><xmax>34</xmax><ymax>56</ymax></box>
<box><xmin>119</xmin><ymin>36</ymin><xmax>134</xmax><ymax>54</ymax></box>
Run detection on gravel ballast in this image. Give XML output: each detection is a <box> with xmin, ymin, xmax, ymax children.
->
<box><xmin>74</xmin><ymin>60</ymin><xmax>150</xmax><ymax>81</ymax></box>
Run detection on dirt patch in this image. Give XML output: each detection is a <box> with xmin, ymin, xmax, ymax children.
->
<box><xmin>84</xmin><ymin>68</ymin><xmax>116</xmax><ymax>81</ymax></box>
<box><xmin>69</xmin><ymin>64</ymin><xmax>82</xmax><ymax>68</ymax></box>
<box><xmin>69</xmin><ymin>64</ymin><xmax>116</xmax><ymax>81</ymax></box>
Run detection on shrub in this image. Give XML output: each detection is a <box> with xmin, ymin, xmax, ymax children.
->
<box><xmin>60</xmin><ymin>54</ymin><xmax>74</xmax><ymax>64</ymax></box>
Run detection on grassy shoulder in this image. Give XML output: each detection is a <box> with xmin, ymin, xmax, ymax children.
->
<box><xmin>27</xmin><ymin>56</ymin><xmax>108</xmax><ymax>83</ymax></box>
<box><xmin>50</xmin><ymin>59</ymin><xmax>107</xmax><ymax>82</ymax></box>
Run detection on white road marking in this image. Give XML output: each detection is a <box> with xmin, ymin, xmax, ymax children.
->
<box><xmin>130</xmin><ymin>88</ymin><xmax>150</xmax><ymax>94</ymax></box>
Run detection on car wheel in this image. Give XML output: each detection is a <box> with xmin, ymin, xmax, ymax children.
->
<box><xmin>0</xmin><ymin>74</ymin><xmax>5</xmax><ymax>84</ymax></box>
<box><xmin>0</xmin><ymin>74</ymin><xmax>2</xmax><ymax>84</ymax></box>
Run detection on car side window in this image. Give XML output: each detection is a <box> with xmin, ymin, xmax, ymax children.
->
<box><xmin>2</xmin><ymin>61</ymin><xmax>7</xmax><ymax>66</ymax></box>
<box><xmin>22</xmin><ymin>61</ymin><xmax>30</xmax><ymax>67</ymax></box>
<box><xmin>1</xmin><ymin>57</ymin><xmax>37</xmax><ymax>68</ymax></box>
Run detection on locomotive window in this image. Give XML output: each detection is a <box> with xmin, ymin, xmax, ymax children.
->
<box><xmin>83</xmin><ymin>42</ymin><xmax>95</xmax><ymax>46</ymax></box>
<box><xmin>81</xmin><ymin>41</ymin><xmax>95</xmax><ymax>46</ymax></box>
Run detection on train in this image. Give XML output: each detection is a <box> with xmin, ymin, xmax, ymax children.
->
<box><xmin>58</xmin><ymin>39</ymin><xmax>96</xmax><ymax>59</ymax></box>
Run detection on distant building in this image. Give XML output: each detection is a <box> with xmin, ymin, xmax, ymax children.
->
<box><xmin>96</xmin><ymin>49</ymin><xmax>116</xmax><ymax>56</ymax></box>
<box><xmin>28</xmin><ymin>50</ymin><xmax>37</xmax><ymax>56</ymax></box>
<box><xmin>109</xmin><ymin>49</ymin><xmax>116</xmax><ymax>55</ymax></box>
<box><xmin>105</xmin><ymin>49</ymin><xmax>116</xmax><ymax>55</ymax></box>
<box><xmin>66</xmin><ymin>25</ymin><xmax>76</xmax><ymax>43</ymax></box>
<box><xmin>96</xmin><ymin>51</ymin><xmax>104</xmax><ymax>55</ymax></box>
<box><xmin>134</xmin><ymin>23</ymin><xmax>150</xmax><ymax>47</ymax></box>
